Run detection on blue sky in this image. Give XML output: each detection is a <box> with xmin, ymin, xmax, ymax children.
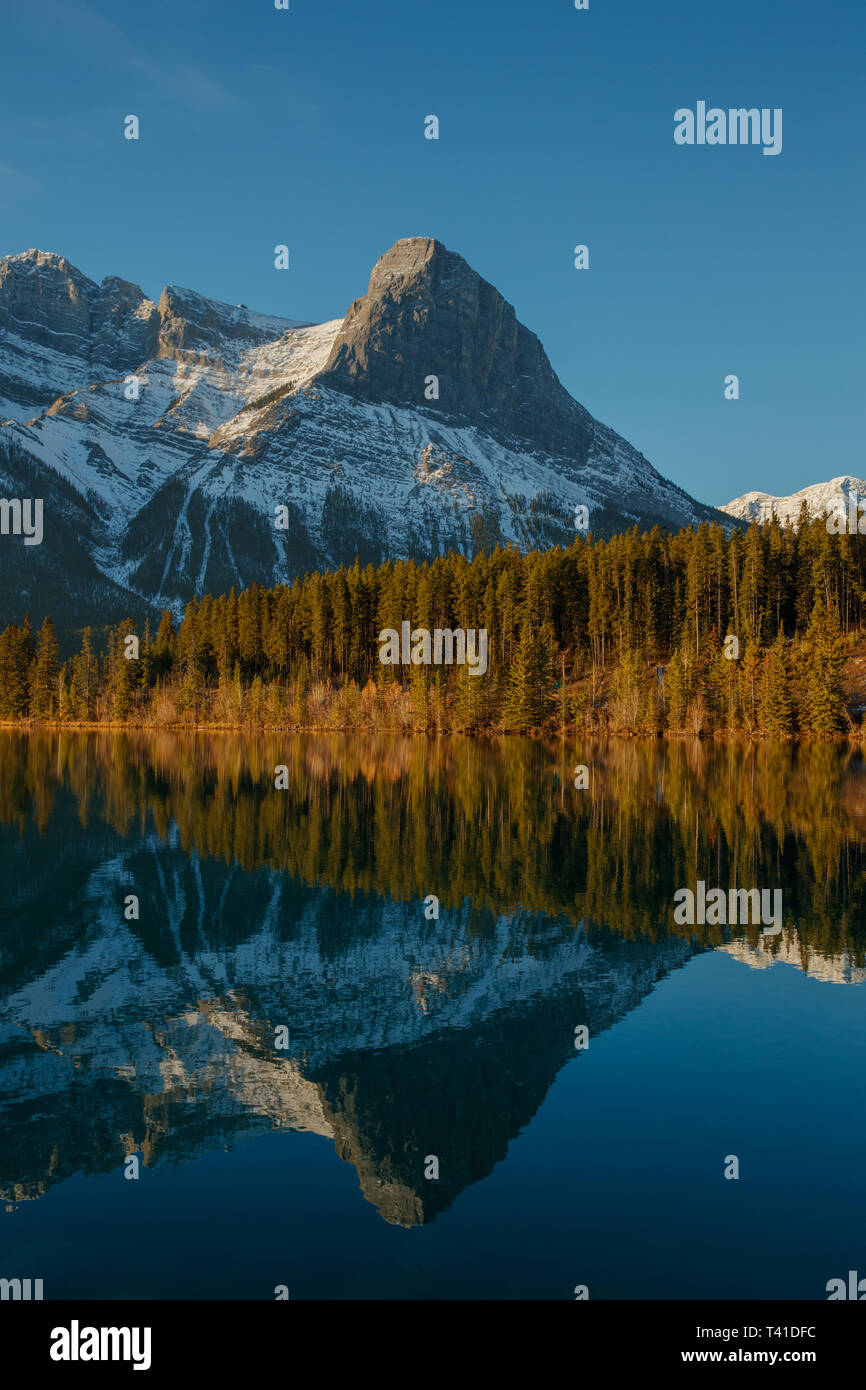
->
<box><xmin>1</xmin><ymin>0</ymin><xmax>862</xmax><ymax>505</ymax></box>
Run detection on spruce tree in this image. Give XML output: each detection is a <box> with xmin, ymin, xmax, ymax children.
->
<box><xmin>723</xmin><ymin>652</ymin><xmax>741</xmax><ymax>733</ymax></box>
<box><xmin>30</xmin><ymin>616</ymin><xmax>59</xmax><ymax>718</ymax></box>
<box><xmin>72</xmin><ymin>627</ymin><xmax>98</xmax><ymax>719</ymax></box>
<box><xmin>531</xmin><ymin>623</ymin><xmax>556</xmax><ymax>727</ymax></box>
<box><xmin>504</xmin><ymin>624</ymin><xmax>534</xmax><ymax>732</ymax></box>
<box><xmin>758</xmin><ymin>629</ymin><xmax>794</xmax><ymax>736</ymax></box>
<box><xmin>556</xmin><ymin>653</ymin><xmax>571</xmax><ymax>735</ymax></box>
<box><xmin>505</xmin><ymin>621</ymin><xmax>553</xmax><ymax>731</ymax></box>
<box><xmin>739</xmin><ymin>637</ymin><xmax>762</xmax><ymax>734</ymax></box>
<box><xmin>150</xmin><ymin>610</ymin><xmax>175</xmax><ymax>681</ymax></box>
<box><xmin>58</xmin><ymin>665</ymin><xmax>73</xmax><ymax>721</ymax></box>
<box><xmin>612</xmin><ymin>646</ymin><xmax>642</xmax><ymax>731</ymax></box>
<box><xmin>701</xmin><ymin>627</ymin><xmax>724</xmax><ymax>729</ymax></box>
<box><xmin>109</xmin><ymin>623</ymin><xmax>136</xmax><ymax>721</ymax></box>
<box><xmin>805</xmin><ymin>600</ymin><xmax>846</xmax><ymax>734</ymax></box>
<box><xmin>664</xmin><ymin>648</ymin><xmax>689</xmax><ymax>731</ymax></box>
<box><xmin>410</xmin><ymin>660</ymin><xmax>430</xmax><ymax>731</ymax></box>
<box><xmin>0</xmin><ymin>623</ymin><xmax>33</xmax><ymax>717</ymax></box>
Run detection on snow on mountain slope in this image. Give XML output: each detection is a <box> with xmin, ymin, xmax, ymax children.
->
<box><xmin>0</xmin><ymin>238</ymin><xmax>730</xmax><ymax>629</ymax></box>
<box><xmin>719</xmin><ymin>476</ymin><xmax>866</xmax><ymax>526</ymax></box>
<box><xmin>0</xmin><ymin>826</ymin><xmax>698</xmax><ymax>1221</ymax></box>
<box><xmin>0</xmin><ymin>249</ymin><xmax>160</xmax><ymax>420</ymax></box>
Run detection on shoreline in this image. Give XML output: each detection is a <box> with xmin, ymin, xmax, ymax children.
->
<box><xmin>0</xmin><ymin>719</ymin><xmax>860</xmax><ymax>743</ymax></box>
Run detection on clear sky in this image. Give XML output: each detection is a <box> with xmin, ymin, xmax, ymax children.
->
<box><xmin>1</xmin><ymin>0</ymin><xmax>862</xmax><ymax>506</ymax></box>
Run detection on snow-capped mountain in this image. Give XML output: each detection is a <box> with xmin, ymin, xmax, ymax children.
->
<box><xmin>0</xmin><ymin>238</ymin><xmax>728</xmax><ymax>631</ymax></box>
<box><xmin>719</xmin><ymin>476</ymin><xmax>866</xmax><ymax>527</ymax></box>
<box><xmin>0</xmin><ymin>818</ymin><xmax>699</xmax><ymax>1228</ymax></box>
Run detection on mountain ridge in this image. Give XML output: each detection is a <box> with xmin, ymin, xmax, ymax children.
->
<box><xmin>0</xmin><ymin>237</ymin><xmax>731</xmax><ymax>633</ymax></box>
<box><xmin>720</xmin><ymin>476</ymin><xmax>866</xmax><ymax>527</ymax></box>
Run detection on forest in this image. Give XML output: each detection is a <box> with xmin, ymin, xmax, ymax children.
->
<box><xmin>0</xmin><ymin>509</ymin><xmax>863</xmax><ymax>737</ymax></box>
<box><xmin>1</xmin><ymin>732</ymin><xmax>863</xmax><ymax>962</ymax></box>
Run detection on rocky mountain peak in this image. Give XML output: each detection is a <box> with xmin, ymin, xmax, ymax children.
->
<box><xmin>0</xmin><ymin>248</ymin><xmax>158</xmax><ymax>413</ymax></box>
<box><xmin>155</xmin><ymin>283</ymin><xmax>304</xmax><ymax>362</ymax></box>
<box><xmin>365</xmin><ymin>234</ymin><xmax>444</xmax><ymax>291</ymax></box>
<box><xmin>318</xmin><ymin>237</ymin><xmax>593</xmax><ymax>458</ymax></box>
<box><xmin>0</xmin><ymin>248</ymin><xmax>97</xmax><ymax>339</ymax></box>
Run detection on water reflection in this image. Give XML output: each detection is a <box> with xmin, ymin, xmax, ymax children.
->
<box><xmin>0</xmin><ymin>733</ymin><xmax>864</xmax><ymax>1229</ymax></box>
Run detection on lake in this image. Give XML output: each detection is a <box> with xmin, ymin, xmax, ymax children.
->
<box><xmin>1</xmin><ymin>732</ymin><xmax>864</xmax><ymax>1299</ymax></box>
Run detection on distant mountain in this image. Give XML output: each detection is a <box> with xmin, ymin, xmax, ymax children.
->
<box><xmin>0</xmin><ymin>238</ymin><xmax>728</xmax><ymax>632</ymax></box>
<box><xmin>719</xmin><ymin>475</ymin><xmax>866</xmax><ymax>527</ymax></box>
<box><xmin>719</xmin><ymin>931</ymin><xmax>866</xmax><ymax>986</ymax></box>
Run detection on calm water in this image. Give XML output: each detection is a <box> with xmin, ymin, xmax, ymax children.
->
<box><xmin>1</xmin><ymin>732</ymin><xmax>865</xmax><ymax>1300</ymax></box>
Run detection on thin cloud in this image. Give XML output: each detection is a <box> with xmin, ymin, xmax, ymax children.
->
<box><xmin>37</xmin><ymin>0</ymin><xmax>236</xmax><ymax>111</ymax></box>
<box><xmin>0</xmin><ymin>165</ymin><xmax>42</xmax><ymax>211</ymax></box>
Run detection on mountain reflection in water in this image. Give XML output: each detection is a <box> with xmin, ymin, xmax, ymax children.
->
<box><xmin>1</xmin><ymin>733</ymin><xmax>864</xmax><ymax>1296</ymax></box>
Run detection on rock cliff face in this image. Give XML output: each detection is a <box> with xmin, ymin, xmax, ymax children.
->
<box><xmin>0</xmin><ymin>250</ymin><xmax>159</xmax><ymax>415</ymax></box>
<box><xmin>153</xmin><ymin>283</ymin><xmax>305</xmax><ymax>361</ymax></box>
<box><xmin>319</xmin><ymin>237</ymin><xmax>595</xmax><ymax>459</ymax></box>
<box><xmin>0</xmin><ymin>239</ymin><xmax>729</xmax><ymax>632</ymax></box>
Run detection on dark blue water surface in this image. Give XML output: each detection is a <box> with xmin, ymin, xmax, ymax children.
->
<box><xmin>1</xmin><ymin>732</ymin><xmax>864</xmax><ymax>1298</ymax></box>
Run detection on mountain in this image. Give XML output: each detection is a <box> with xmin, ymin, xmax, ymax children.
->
<box><xmin>0</xmin><ymin>812</ymin><xmax>699</xmax><ymax>1230</ymax></box>
<box><xmin>0</xmin><ymin>238</ymin><xmax>728</xmax><ymax>633</ymax></box>
<box><xmin>719</xmin><ymin>931</ymin><xmax>866</xmax><ymax>986</ymax></box>
<box><xmin>719</xmin><ymin>475</ymin><xmax>866</xmax><ymax>527</ymax></box>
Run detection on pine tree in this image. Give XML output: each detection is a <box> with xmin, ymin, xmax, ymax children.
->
<box><xmin>504</xmin><ymin>624</ymin><xmax>535</xmax><ymax>733</ymax></box>
<box><xmin>30</xmin><ymin>616</ymin><xmax>59</xmax><ymax>718</ymax></box>
<box><xmin>249</xmin><ymin>674</ymin><xmax>265</xmax><ymax>726</ymax></box>
<box><xmin>612</xmin><ymin>646</ymin><xmax>642</xmax><ymax>732</ymax></box>
<box><xmin>431</xmin><ymin>668</ymin><xmax>445</xmax><ymax>734</ymax></box>
<box><xmin>638</xmin><ymin>672</ymin><xmax>662</xmax><ymax>736</ymax></box>
<box><xmin>72</xmin><ymin>627</ymin><xmax>98</xmax><ymax>719</ymax></box>
<box><xmin>505</xmin><ymin>622</ymin><xmax>554</xmax><ymax>732</ymax></box>
<box><xmin>290</xmin><ymin>676</ymin><xmax>304</xmax><ymax>729</ymax></box>
<box><xmin>758</xmin><ymin>629</ymin><xmax>794</xmax><ymax>736</ymax></box>
<box><xmin>723</xmin><ymin>651</ymin><xmax>741</xmax><ymax>733</ymax></box>
<box><xmin>109</xmin><ymin>623</ymin><xmax>136</xmax><ymax>721</ymax></box>
<box><xmin>0</xmin><ymin>623</ymin><xmax>32</xmax><ymax>717</ymax></box>
<box><xmin>454</xmin><ymin>658</ymin><xmax>487</xmax><ymax>732</ymax></box>
<box><xmin>805</xmin><ymin>600</ymin><xmax>846</xmax><ymax>734</ymax></box>
<box><xmin>556</xmin><ymin>653</ymin><xmax>571</xmax><ymax>735</ymax></box>
<box><xmin>664</xmin><ymin>648</ymin><xmax>689</xmax><ymax>731</ymax></box>
<box><xmin>58</xmin><ymin>664</ymin><xmax>73</xmax><ymax>721</ymax></box>
<box><xmin>531</xmin><ymin>622</ymin><xmax>556</xmax><ymax>727</ymax></box>
<box><xmin>701</xmin><ymin>627</ymin><xmax>724</xmax><ymax>729</ymax></box>
<box><xmin>739</xmin><ymin>637</ymin><xmax>762</xmax><ymax>734</ymax></box>
<box><xmin>147</xmin><ymin>609</ymin><xmax>175</xmax><ymax>682</ymax></box>
<box><xmin>410</xmin><ymin>660</ymin><xmax>430</xmax><ymax>731</ymax></box>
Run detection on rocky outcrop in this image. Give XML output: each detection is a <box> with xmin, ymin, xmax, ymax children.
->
<box><xmin>319</xmin><ymin>236</ymin><xmax>595</xmax><ymax>458</ymax></box>
<box><xmin>154</xmin><ymin>284</ymin><xmax>306</xmax><ymax>362</ymax></box>
<box><xmin>0</xmin><ymin>250</ymin><xmax>158</xmax><ymax>417</ymax></box>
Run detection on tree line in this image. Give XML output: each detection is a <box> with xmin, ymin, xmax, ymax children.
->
<box><xmin>1</xmin><ymin>732</ymin><xmax>864</xmax><ymax>963</ymax></box>
<box><xmin>0</xmin><ymin>508</ymin><xmax>862</xmax><ymax>736</ymax></box>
